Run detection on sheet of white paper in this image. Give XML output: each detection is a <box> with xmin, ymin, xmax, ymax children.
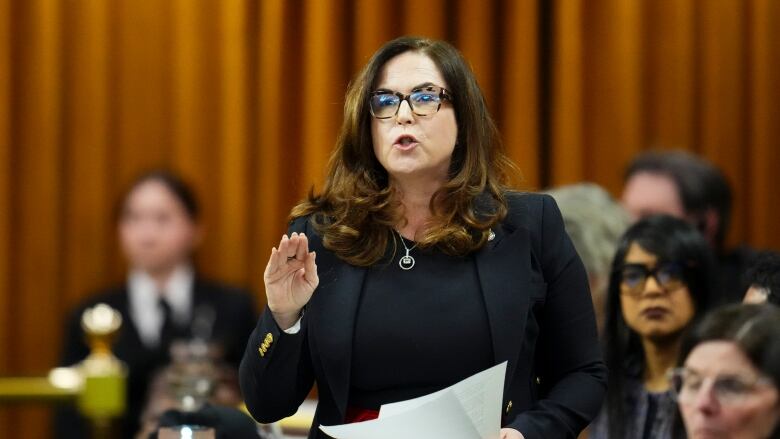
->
<box><xmin>320</xmin><ymin>362</ymin><xmax>507</xmax><ymax>439</ymax></box>
<box><xmin>320</xmin><ymin>389</ymin><xmax>481</xmax><ymax>439</ymax></box>
<box><xmin>379</xmin><ymin>361</ymin><xmax>506</xmax><ymax>439</ymax></box>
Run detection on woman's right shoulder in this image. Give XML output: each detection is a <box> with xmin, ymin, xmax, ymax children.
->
<box><xmin>287</xmin><ymin>213</ymin><xmax>325</xmax><ymax>233</ymax></box>
<box><xmin>288</xmin><ymin>215</ymin><xmax>310</xmax><ymax>234</ymax></box>
<box><xmin>287</xmin><ymin>214</ymin><xmax>327</xmax><ymax>250</ymax></box>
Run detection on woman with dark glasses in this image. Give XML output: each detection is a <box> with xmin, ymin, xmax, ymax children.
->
<box><xmin>590</xmin><ymin>214</ymin><xmax>717</xmax><ymax>439</ymax></box>
<box><xmin>240</xmin><ymin>36</ymin><xmax>606</xmax><ymax>439</ymax></box>
<box><xmin>672</xmin><ymin>303</ymin><xmax>780</xmax><ymax>439</ymax></box>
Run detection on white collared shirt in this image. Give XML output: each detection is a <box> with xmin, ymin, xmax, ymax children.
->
<box><xmin>127</xmin><ymin>265</ymin><xmax>194</xmax><ymax>347</ymax></box>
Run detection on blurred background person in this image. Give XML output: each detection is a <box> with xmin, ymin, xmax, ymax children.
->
<box><xmin>591</xmin><ymin>215</ymin><xmax>717</xmax><ymax>439</ymax></box>
<box><xmin>671</xmin><ymin>304</ymin><xmax>780</xmax><ymax>439</ymax></box>
<box><xmin>621</xmin><ymin>150</ymin><xmax>756</xmax><ymax>305</ymax></box>
<box><xmin>56</xmin><ymin>170</ymin><xmax>257</xmax><ymax>438</ymax></box>
<box><xmin>546</xmin><ymin>183</ymin><xmax>631</xmax><ymax>334</ymax></box>
<box><xmin>743</xmin><ymin>251</ymin><xmax>780</xmax><ymax>306</ymax></box>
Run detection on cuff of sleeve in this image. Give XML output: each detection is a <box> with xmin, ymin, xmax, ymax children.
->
<box><xmin>282</xmin><ymin>312</ymin><xmax>303</xmax><ymax>334</ymax></box>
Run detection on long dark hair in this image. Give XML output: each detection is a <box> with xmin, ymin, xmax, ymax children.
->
<box><xmin>290</xmin><ymin>36</ymin><xmax>519</xmax><ymax>266</ymax></box>
<box><xmin>676</xmin><ymin>304</ymin><xmax>780</xmax><ymax>439</ymax></box>
<box><xmin>603</xmin><ymin>215</ymin><xmax>716</xmax><ymax>438</ymax></box>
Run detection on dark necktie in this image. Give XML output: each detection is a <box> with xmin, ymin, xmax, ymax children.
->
<box><xmin>158</xmin><ymin>297</ymin><xmax>177</xmax><ymax>348</ymax></box>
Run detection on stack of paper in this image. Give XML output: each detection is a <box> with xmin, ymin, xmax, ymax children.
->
<box><xmin>320</xmin><ymin>362</ymin><xmax>507</xmax><ymax>439</ymax></box>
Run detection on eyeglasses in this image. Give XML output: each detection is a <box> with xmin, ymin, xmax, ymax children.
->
<box><xmin>668</xmin><ymin>367</ymin><xmax>775</xmax><ymax>406</ymax></box>
<box><xmin>618</xmin><ymin>262</ymin><xmax>687</xmax><ymax>295</ymax></box>
<box><xmin>369</xmin><ymin>85</ymin><xmax>451</xmax><ymax>119</ymax></box>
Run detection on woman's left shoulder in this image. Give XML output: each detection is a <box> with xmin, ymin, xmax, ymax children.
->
<box><xmin>504</xmin><ymin>191</ymin><xmax>551</xmax><ymax>206</ymax></box>
<box><xmin>502</xmin><ymin>191</ymin><xmax>559</xmax><ymax>228</ymax></box>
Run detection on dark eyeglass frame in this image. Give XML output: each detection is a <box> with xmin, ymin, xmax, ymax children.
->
<box><xmin>617</xmin><ymin>261</ymin><xmax>688</xmax><ymax>296</ymax></box>
<box><xmin>368</xmin><ymin>85</ymin><xmax>452</xmax><ymax>119</ymax></box>
<box><xmin>667</xmin><ymin>367</ymin><xmax>775</xmax><ymax>406</ymax></box>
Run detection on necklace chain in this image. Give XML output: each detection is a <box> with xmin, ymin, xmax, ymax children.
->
<box><xmin>396</xmin><ymin>230</ymin><xmax>417</xmax><ymax>270</ymax></box>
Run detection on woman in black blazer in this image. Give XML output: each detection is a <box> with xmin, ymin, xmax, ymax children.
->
<box><xmin>240</xmin><ymin>36</ymin><xmax>606</xmax><ymax>439</ymax></box>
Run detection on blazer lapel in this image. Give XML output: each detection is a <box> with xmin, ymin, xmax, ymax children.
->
<box><xmin>475</xmin><ymin>224</ymin><xmax>532</xmax><ymax>390</ymax></box>
<box><xmin>308</xmin><ymin>258</ymin><xmax>367</xmax><ymax>419</ymax></box>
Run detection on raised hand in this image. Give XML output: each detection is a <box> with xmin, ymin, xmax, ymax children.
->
<box><xmin>264</xmin><ymin>232</ymin><xmax>319</xmax><ymax>329</ymax></box>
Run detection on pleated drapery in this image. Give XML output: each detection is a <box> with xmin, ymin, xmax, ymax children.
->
<box><xmin>1</xmin><ymin>1</ymin><xmax>778</xmax><ymax>436</ymax></box>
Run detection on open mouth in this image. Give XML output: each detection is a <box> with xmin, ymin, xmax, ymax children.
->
<box><xmin>393</xmin><ymin>134</ymin><xmax>419</xmax><ymax>150</ymax></box>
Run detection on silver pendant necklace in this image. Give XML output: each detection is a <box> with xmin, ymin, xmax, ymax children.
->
<box><xmin>396</xmin><ymin>230</ymin><xmax>417</xmax><ymax>270</ymax></box>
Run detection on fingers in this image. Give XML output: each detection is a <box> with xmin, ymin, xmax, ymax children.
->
<box><xmin>279</xmin><ymin>233</ymin><xmax>293</xmax><ymax>259</ymax></box>
<box><xmin>265</xmin><ymin>246</ymin><xmax>280</xmax><ymax>277</ymax></box>
<box><xmin>264</xmin><ymin>233</ymin><xmax>318</xmax><ymax>314</ymax></box>
<box><xmin>294</xmin><ymin>233</ymin><xmax>309</xmax><ymax>261</ymax></box>
<box><xmin>266</xmin><ymin>233</ymin><xmax>312</xmax><ymax>276</ymax></box>
<box><xmin>279</xmin><ymin>232</ymin><xmax>309</xmax><ymax>260</ymax></box>
<box><xmin>303</xmin><ymin>251</ymin><xmax>318</xmax><ymax>287</ymax></box>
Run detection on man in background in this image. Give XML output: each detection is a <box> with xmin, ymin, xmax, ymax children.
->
<box><xmin>621</xmin><ymin>150</ymin><xmax>755</xmax><ymax>304</ymax></box>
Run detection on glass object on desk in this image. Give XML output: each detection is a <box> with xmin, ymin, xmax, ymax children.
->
<box><xmin>165</xmin><ymin>304</ymin><xmax>220</xmax><ymax>410</ymax></box>
<box><xmin>167</xmin><ymin>339</ymin><xmax>217</xmax><ymax>411</ymax></box>
<box><xmin>158</xmin><ymin>425</ymin><xmax>215</xmax><ymax>439</ymax></box>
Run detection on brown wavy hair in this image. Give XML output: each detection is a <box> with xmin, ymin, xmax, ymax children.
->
<box><xmin>290</xmin><ymin>36</ymin><xmax>519</xmax><ymax>266</ymax></box>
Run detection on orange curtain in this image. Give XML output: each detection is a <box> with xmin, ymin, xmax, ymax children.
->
<box><xmin>1</xmin><ymin>0</ymin><xmax>778</xmax><ymax>436</ymax></box>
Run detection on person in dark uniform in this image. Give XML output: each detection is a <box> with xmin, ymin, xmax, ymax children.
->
<box><xmin>56</xmin><ymin>170</ymin><xmax>257</xmax><ymax>438</ymax></box>
<box><xmin>239</xmin><ymin>37</ymin><xmax>606</xmax><ymax>439</ymax></box>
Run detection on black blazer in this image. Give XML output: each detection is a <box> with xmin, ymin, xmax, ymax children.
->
<box><xmin>56</xmin><ymin>279</ymin><xmax>257</xmax><ymax>439</ymax></box>
<box><xmin>240</xmin><ymin>193</ymin><xmax>607</xmax><ymax>439</ymax></box>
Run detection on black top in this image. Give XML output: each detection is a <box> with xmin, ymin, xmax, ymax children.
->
<box><xmin>350</xmin><ymin>237</ymin><xmax>493</xmax><ymax>409</ymax></box>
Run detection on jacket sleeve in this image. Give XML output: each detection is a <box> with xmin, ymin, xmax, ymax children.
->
<box><xmin>507</xmin><ymin>195</ymin><xmax>608</xmax><ymax>438</ymax></box>
<box><xmin>239</xmin><ymin>218</ymin><xmax>316</xmax><ymax>423</ymax></box>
